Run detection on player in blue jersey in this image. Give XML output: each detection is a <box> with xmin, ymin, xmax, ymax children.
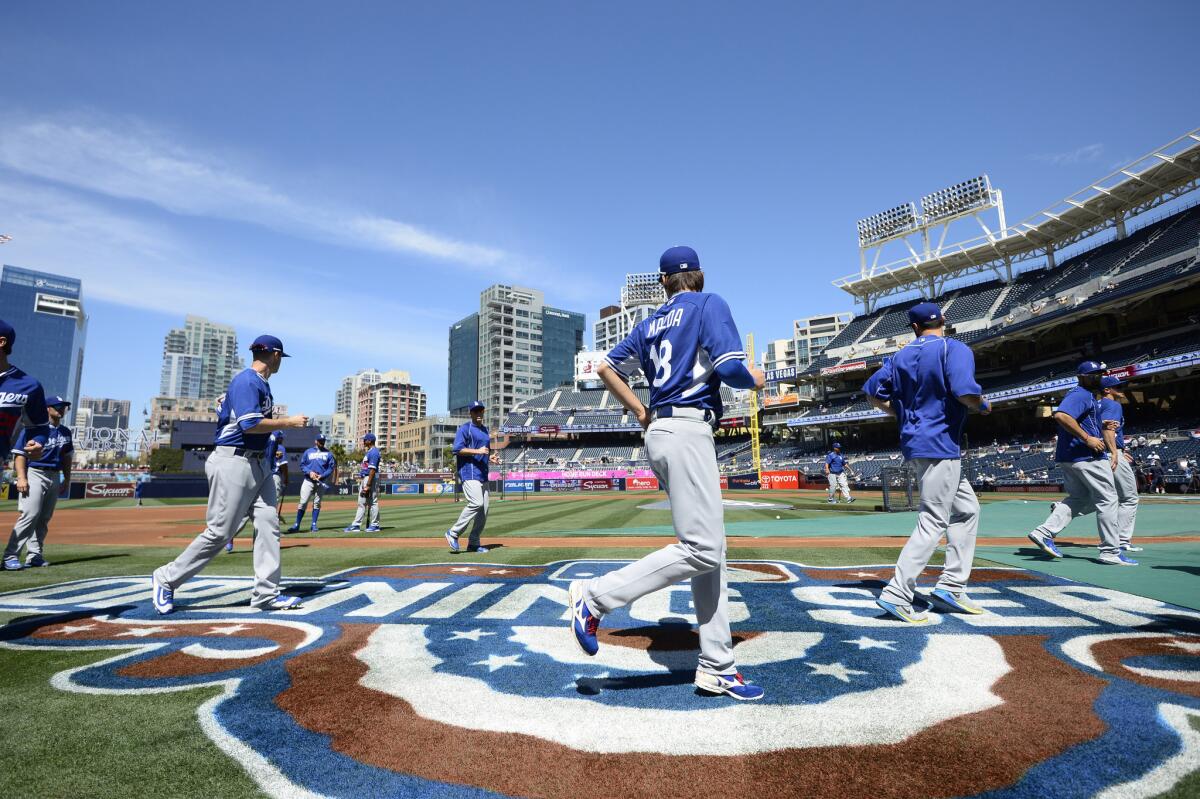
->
<box><xmin>345</xmin><ymin>432</ymin><xmax>382</xmax><ymax>532</ymax></box>
<box><xmin>1100</xmin><ymin>376</ymin><xmax>1140</xmax><ymax>552</ymax></box>
<box><xmin>445</xmin><ymin>400</ymin><xmax>503</xmax><ymax>554</ymax></box>
<box><xmin>570</xmin><ymin>245</ymin><xmax>767</xmax><ymax>701</ymax></box>
<box><xmin>4</xmin><ymin>396</ymin><xmax>72</xmax><ymax>569</ymax></box>
<box><xmin>289</xmin><ymin>434</ymin><xmax>336</xmax><ymax>532</ymax></box>
<box><xmin>863</xmin><ymin>302</ymin><xmax>991</xmax><ymax>623</ymax></box>
<box><xmin>0</xmin><ymin>319</ymin><xmax>49</xmax><ymax>463</ymax></box>
<box><xmin>1026</xmin><ymin>361</ymin><xmax>1132</xmax><ymax>565</ymax></box>
<box><xmin>268</xmin><ymin>431</ymin><xmax>289</xmax><ymax>520</ymax></box>
<box><xmin>824</xmin><ymin>442</ymin><xmax>856</xmax><ymax>504</ymax></box>
<box><xmin>152</xmin><ymin>335</ymin><xmax>310</xmax><ymax>614</ymax></box>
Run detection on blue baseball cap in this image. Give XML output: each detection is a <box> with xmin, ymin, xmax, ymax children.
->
<box><xmin>1077</xmin><ymin>360</ymin><xmax>1106</xmax><ymax>375</ymax></box>
<box><xmin>316</xmin><ymin>433</ymin><xmax>326</xmax><ymax>441</ymax></box>
<box><xmin>907</xmin><ymin>302</ymin><xmax>943</xmax><ymax>325</ymax></box>
<box><xmin>832</xmin><ymin>442</ymin><xmax>841</xmax><ymax>449</ymax></box>
<box><xmin>1101</xmin><ymin>375</ymin><xmax>1126</xmax><ymax>388</ymax></box>
<box><xmin>250</xmin><ymin>334</ymin><xmax>290</xmax><ymax>357</ymax></box>
<box><xmin>362</xmin><ymin>432</ymin><xmax>376</xmax><ymax>443</ymax></box>
<box><xmin>659</xmin><ymin>245</ymin><xmax>701</xmax><ymax>275</ymax></box>
<box><xmin>0</xmin><ymin>319</ymin><xmax>14</xmax><ymax>345</ymax></box>
<box><xmin>468</xmin><ymin>400</ymin><xmax>485</xmax><ymax>411</ymax></box>
<box><xmin>47</xmin><ymin>395</ymin><xmax>70</xmax><ymax>408</ymax></box>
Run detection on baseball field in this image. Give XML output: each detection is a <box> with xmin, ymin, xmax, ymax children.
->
<box><xmin>2</xmin><ymin>490</ymin><xmax>1198</xmax><ymax>799</ymax></box>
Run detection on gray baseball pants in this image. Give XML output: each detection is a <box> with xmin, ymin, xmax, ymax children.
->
<box><xmin>154</xmin><ymin>448</ymin><xmax>283</xmax><ymax>607</ymax></box>
<box><xmin>5</xmin><ymin>468</ymin><xmax>59</xmax><ymax>562</ymax></box>
<box><xmin>297</xmin><ymin>478</ymin><xmax>326</xmax><ymax>512</ymax></box>
<box><xmin>1032</xmin><ymin>459</ymin><xmax>1121</xmax><ymax>556</ymax></box>
<box><xmin>448</xmin><ymin>479</ymin><xmax>489</xmax><ymax>548</ymax></box>
<box><xmin>581</xmin><ymin>413</ymin><xmax>735</xmax><ymax>676</ymax></box>
<box><xmin>1113</xmin><ymin>456</ymin><xmax>1140</xmax><ymax>546</ymax></box>
<box><xmin>880</xmin><ymin>458</ymin><xmax>979</xmax><ymax>608</ymax></box>
<box><xmin>827</xmin><ymin>472</ymin><xmax>851</xmax><ymax>500</ymax></box>
<box><xmin>273</xmin><ymin>473</ymin><xmax>285</xmax><ymax>502</ymax></box>
<box><xmin>351</xmin><ymin>484</ymin><xmax>380</xmax><ymax>527</ymax></box>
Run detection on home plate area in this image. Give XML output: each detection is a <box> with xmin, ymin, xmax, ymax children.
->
<box><xmin>2</xmin><ymin>560</ymin><xmax>1199</xmax><ymax>799</ymax></box>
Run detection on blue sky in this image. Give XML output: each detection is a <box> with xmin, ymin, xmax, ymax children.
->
<box><xmin>1</xmin><ymin>1</ymin><xmax>1197</xmax><ymax>420</ymax></box>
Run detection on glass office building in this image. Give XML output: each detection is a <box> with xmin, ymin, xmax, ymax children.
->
<box><xmin>0</xmin><ymin>265</ymin><xmax>87</xmax><ymax>422</ymax></box>
<box><xmin>541</xmin><ymin>307</ymin><xmax>585</xmax><ymax>390</ymax></box>
<box><xmin>447</xmin><ymin>312</ymin><xmax>479</xmax><ymax>415</ymax></box>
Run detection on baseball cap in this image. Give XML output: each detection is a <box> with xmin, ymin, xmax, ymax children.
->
<box><xmin>832</xmin><ymin>442</ymin><xmax>841</xmax><ymax>449</ymax></box>
<box><xmin>468</xmin><ymin>400</ymin><xmax>486</xmax><ymax>411</ymax></box>
<box><xmin>1101</xmin><ymin>375</ymin><xmax>1126</xmax><ymax>388</ymax></box>
<box><xmin>907</xmin><ymin>302</ymin><xmax>943</xmax><ymax>325</ymax></box>
<box><xmin>316</xmin><ymin>433</ymin><xmax>326</xmax><ymax>442</ymax></box>
<box><xmin>659</xmin><ymin>245</ymin><xmax>701</xmax><ymax>275</ymax></box>
<box><xmin>363</xmin><ymin>432</ymin><xmax>376</xmax><ymax>443</ymax></box>
<box><xmin>250</xmin><ymin>334</ymin><xmax>290</xmax><ymax>357</ymax></box>
<box><xmin>0</xmin><ymin>319</ymin><xmax>14</xmax><ymax>345</ymax></box>
<box><xmin>1077</xmin><ymin>360</ymin><xmax>1107</xmax><ymax>375</ymax></box>
<box><xmin>47</xmin><ymin>395</ymin><xmax>70</xmax><ymax>408</ymax></box>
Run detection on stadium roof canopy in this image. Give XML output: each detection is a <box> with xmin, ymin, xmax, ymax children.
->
<box><xmin>834</xmin><ymin>128</ymin><xmax>1200</xmax><ymax>309</ymax></box>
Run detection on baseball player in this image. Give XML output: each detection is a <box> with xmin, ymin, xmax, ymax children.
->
<box><xmin>863</xmin><ymin>302</ymin><xmax>991</xmax><ymax>623</ymax></box>
<box><xmin>289</xmin><ymin>434</ymin><xmax>336</xmax><ymax>532</ymax></box>
<box><xmin>134</xmin><ymin>470</ymin><xmax>150</xmax><ymax>507</ymax></box>
<box><xmin>0</xmin><ymin>319</ymin><xmax>49</xmax><ymax>463</ymax></box>
<box><xmin>344</xmin><ymin>432</ymin><xmax>381</xmax><ymax>532</ymax></box>
<box><xmin>1100</xmin><ymin>376</ymin><xmax>1140</xmax><ymax>552</ymax></box>
<box><xmin>824</xmin><ymin>442</ymin><xmax>855</xmax><ymax>504</ymax></box>
<box><xmin>152</xmin><ymin>335</ymin><xmax>310</xmax><ymax>614</ymax></box>
<box><xmin>269</xmin><ymin>431</ymin><xmax>289</xmax><ymax>520</ymax></box>
<box><xmin>445</xmin><ymin>400</ymin><xmax>502</xmax><ymax>554</ymax></box>
<box><xmin>571</xmin><ymin>245</ymin><xmax>768</xmax><ymax>701</ymax></box>
<box><xmin>3</xmin><ymin>396</ymin><xmax>72</xmax><ymax>570</ymax></box>
<box><xmin>1026</xmin><ymin>361</ymin><xmax>1133</xmax><ymax>565</ymax></box>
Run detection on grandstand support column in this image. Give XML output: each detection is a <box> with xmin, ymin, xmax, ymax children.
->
<box><xmin>747</xmin><ymin>333</ymin><xmax>763</xmax><ymax>486</ymax></box>
<box><xmin>1046</xmin><ymin>245</ymin><xmax>1056</xmax><ymax>269</ymax></box>
<box><xmin>1115</xmin><ymin>213</ymin><xmax>1128</xmax><ymax>240</ymax></box>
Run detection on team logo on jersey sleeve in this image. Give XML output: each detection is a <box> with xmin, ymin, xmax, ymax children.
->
<box><xmin>2</xmin><ymin>562</ymin><xmax>1198</xmax><ymax>798</ymax></box>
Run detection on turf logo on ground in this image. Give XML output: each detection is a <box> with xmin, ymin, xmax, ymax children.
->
<box><xmin>1</xmin><ymin>561</ymin><xmax>1199</xmax><ymax>799</ymax></box>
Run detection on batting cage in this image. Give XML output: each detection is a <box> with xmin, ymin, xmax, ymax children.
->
<box><xmin>880</xmin><ymin>465</ymin><xmax>917</xmax><ymax>512</ymax></box>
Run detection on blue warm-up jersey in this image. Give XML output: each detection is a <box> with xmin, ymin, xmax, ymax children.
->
<box><xmin>1055</xmin><ymin>386</ymin><xmax>1104</xmax><ymax>463</ymax></box>
<box><xmin>454</xmin><ymin>422</ymin><xmax>491</xmax><ymax>483</ymax></box>
<box><xmin>825</xmin><ymin>452</ymin><xmax>846</xmax><ymax>473</ymax></box>
<box><xmin>604</xmin><ymin>291</ymin><xmax>745</xmax><ymax>418</ymax></box>
<box><xmin>862</xmin><ymin>335</ymin><xmax>982</xmax><ymax>460</ymax></box>
<box><xmin>301</xmin><ymin>447</ymin><xmax>335</xmax><ymax>480</ymax></box>
<box><xmin>359</xmin><ymin>447</ymin><xmax>381</xmax><ymax>479</ymax></box>
<box><xmin>214</xmin><ymin>369</ymin><xmax>274</xmax><ymax>451</ymax></box>
<box><xmin>1099</xmin><ymin>397</ymin><xmax>1125</xmax><ymax>450</ymax></box>
<box><xmin>268</xmin><ymin>432</ymin><xmax>287</xmax><ymax>473</ymax></box>
<box><xmin>0</xmin><ymin>366</ymin><xmax>49</xmax><ymax>454</ymax></box>
<box><xmin>12</xmin><ymin>424</ymin><xmax>72</xmax><ymax>470</ymax></box>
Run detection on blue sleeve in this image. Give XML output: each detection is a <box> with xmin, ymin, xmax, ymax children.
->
<box><xmin>10</xmin><ymin>427</ymin><xmax>28</xmax><ymax>457</ymax></box>
<box><xmin>22</xmin><ymin>383</ymin><xmax>50</xmax><ymax>444</ymax></box>
<box><xmin>61</xmin><ymin>431</ymin><xmax>73</xmax><ymax>458</ymax></box>
<box><xmin>1056</xmin><ymin>390</ymin><xmax>1089</xmax><ymax>420</ymax></box>
<box><xmin>714</xmin><ymin>358</ymin><xmax>757</xmax><ymax>389</ymax></box>
<box><xmin>604</xmin><ymin>325</ymin><xmax>643</xmax><ymax>378</ymax></box>
<box><xmin>367</xmin><ymin>449</ymin><xmax>381</xmax><ymax>469</ymax></box>
<box><xmin>452</xmin><ymin>425</ymin><xmax>468</xmax><ymax>454</ymax></box>
<box><xmin>863</xmin><ymin>359</ymin><xmax>894</xmax><ymax>401</ymax></box>
<box><xmin>321</xmin><ymin>454</ymin><xmax>334</xmax><ymax>479</ymax></box>
<box><xmin>700</xmin><ymin>295</ymin><xmax>746</xmax><ymax>369</ymax></box>
<box><xmin>228</xmin><ymin>378</ymin><xmax>267</xmax><ymax>432</ymax></box>
<box><xmin>824</xmin><ymin>453</ymin><xmax>833</xmax><ymax>466</ymax></box>
<box><xmin>946</xmin><ymin>341</ymin><xmax>982</xmax><ymax>397</ymax></box>
<box><xmin>1099</xmin><ymin>399</ymin><xmax>1123</xmax><ymax>423</ymax></box>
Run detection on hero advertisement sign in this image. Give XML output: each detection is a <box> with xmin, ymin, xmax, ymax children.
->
<box><xmin>1</xmin><ymin>563</ymin><xmax>1198</xmax><ymax>798</ymax></box>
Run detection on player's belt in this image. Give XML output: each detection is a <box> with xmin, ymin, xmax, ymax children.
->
<box><xmin>651</xmin><ymin>406</ymin><xmax>715</xmax><ymax>423</ymax></box>
<box><xmin>214</xmin><ymin>446</ymin><xmax>254</xmax><ymax>458</ymax></box>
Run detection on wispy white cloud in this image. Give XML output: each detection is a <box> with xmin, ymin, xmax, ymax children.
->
<box><xmin>0</xmin><ymin>115</ymin><xmax>508</xmax><ymax>270</ymax></box>
<box><xmin>1031</xmin><ymin>143</ymin><xmax>1104</xmax><ymax>166</ymax></box>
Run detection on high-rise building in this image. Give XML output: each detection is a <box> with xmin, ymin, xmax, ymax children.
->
<box><xmin>761</xmin><ymin>312</ymin><xmax>853</xmax><ymax>403</ymax></box>
<box><xmin>357</xmin><ymin>375</ymin><xmax>427</xmax><ymax>451</ymax></box>
<box><xmin>463</xmin><ymin>285</ymin><xmax>585</xmax><ymax>429</ymax></box>
<box><xmin>0</xmin><ymin>265</ymin><xmax>88</xmax><ymax>421</ymax></box>
<box><xmin>159</xmin><ymin>315</ymin><xmax>244</xmax><ymax>399</ymax></box>
<box><xmin>447</xmin><ymin>313</ymin><xmax>479</xmax><ymax>415</ymax></box>
<box><xmin>394</xmin><ymin>415</ymin><xmax>466</xmax><ymax>470</ymax></box>
<box><xmin>593</xmin><ymin>273</ymin><xmax>664</xmax><ymax>355</ymax></box>
<box><xmin>78</xmin><ymin>397</ymin><xmax>131</xmax><ymax>431</ymax></box>
<box><xmin>335</xmin><ymin>369</ymin><xmax>387</xmax><ymax>440</ymax></box>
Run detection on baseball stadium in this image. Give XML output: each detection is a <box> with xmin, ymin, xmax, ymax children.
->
<box><xmin>1</xmin><ymin>120</ymin><xmax>1198</xmax><ymax>799</ymax></box>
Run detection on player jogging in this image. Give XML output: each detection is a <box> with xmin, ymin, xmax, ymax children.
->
<box><xmin>1025</xmin><ymin>361</ymin><xmax>1133</xmax><ymax>565</ymax></box>
<box><xmin>824</xmin><ymin>442</ymin><xmax>855</xmax><ymax>504</ymax></box>
<box><xmin>4</xmin><ymin>396</ymin><xmax>72</xmax><ymax>569</ymax></box>
<box><xmin>445</xmin><ymin>400</ymin><xmax>502</xmax><ymax>554</ymax></box>
<box><xmin>1100</xmin><ymin>375</ymin><xmax>1141</xmax><ymax>553</ymax></box>
<box><xmin>0</xmin><ymin>319</ymin><xmax>50</xmax><ymax>463</ymax></box>
<box><xmin>152</xmin><ymin>335</ymin><xmax>310</xmax><ymax>614</ymax></box>
<box><xmin>269</xmin><ymin>431</ymin><xmax>288</xmax><ymax>520</ymax></box>
<box><xmin>571</xmin><ymin>245</ymin><xmax>768</xmax><ymax>701</ymax></box>
<box><xmin>863</xmin><ymin>302</ymin><xmax>991</xmax><ymax>623</ymax></box>
<box><xmin>345</xmin><ymin>432</ymin><xmax>381</xmax><ymax>533</ymax></box>
<box><xmin>289</xmin><ymin>434</ymin><xmax>336</xmax><ymax>532</ymax></box>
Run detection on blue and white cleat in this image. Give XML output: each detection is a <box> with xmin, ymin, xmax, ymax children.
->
<box><xmin>261</xmin><ymin>595</ymin><xmax>304</xmax><ymax>611</ymax></box>
<box><xmin>568</xmin><ymin>580</ymin><xmax>600</xmax><ymax>656</ymax></box>
<box><xmin>466</xmin><ymin>545</ymin><xmax>489</xmax><ymax>554</ymax></box>
<box><xmin>875</xmin><ymin>597</ymin><xmax>929</xmax><ymax>625</ymax></box>
<box><xmin>1121</xmin><ymin>544</ymin><xmax>1144</xmax><ymax>552</ymax></box>
<box><xmin>343</xmin><ymin>525</ymin><xmax>360</xmax><ymax>533</ymax></box>
<box><xmin>694</xmin><ymin>671</ymin><xmax>765</xmax><ymax>701</ymax></box>
<box><xmin>309</xmin><ymin>524</ymin><xmax>319</xmax><ymax>533</ymax></box>
<box><xmin>364</xmin><ymin>525</ymin><xmax>381</xmax><ymax>533</ymax></box>
<box><xmin>152</xmin><ymin>573</ymin><xmax>174</xmax><ymax>615</ymax></box>
<box><xmin>26</xmin><ymin>554</ymin><xmax>50</xmax><ymax>567</ymax></box>
<box><xmin>1099</xmin><ymin>552</ymin><xmax>1139</xmax><ymax>566</ymax></box>
<box><xmin>3</xmin><ymin>555</ymin><xmax>23</xmax><ymax>571</ymax></box>
<box><xmin>225</xmin><ymin>538</ymin><xmax>234</xmax><ymax>553</ymax></box>
<box><xmin>929</xmin><ymin>588</ymin><xmax>984</xmax><ymax>614</ymax></box>
<box><xmin>445</xmin><ymin>531</ymin><xmax>460</xmax><ymax>554</ymax></box>
<box><xmin>1027</xmin><ymin>531</ymin><xmax>1063</xmax><ymax>558</ymax></box>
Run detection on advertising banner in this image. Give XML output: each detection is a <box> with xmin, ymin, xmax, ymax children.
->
<box><xmin>579</xmin><ymin>478</ymin><xmax>614</xmax><ymax>491</ymax></box>
<box><xmin>389</xmin><ymin>483</ymin><xmax>421</xmax><ymax>495</ymax></box>
<box><xmin>765</xmin><ymin>366</ymin><xmax>797</xmax><ymax>382</ymax></box>
<box><xmin>728</xmin><ymin>473</ymin><xmax>761</xmax><ymax>490</ymax></box>
<box><xmin>537</xmin><ymin>479</ymin><xmax>581</xmax><ymax>492</ymax></box>
<box><xmin>763</xmin><ymin>393</ymin><xmax>800</xmax><ymax>407</ymax></box>
<box><xmin>761</xmin><ymin>470</ymin><xmax>800</xmax><ymax>490</ymax></box>
<box><xmin>719</xmin><ymin>417</ymin><xmax>747</xmax><ymax>429</ymax></box>
<box><xmin>422</xmin><ymin>483</ymin><xmax>454</xmax><ymax>495</ymax></box>
<box><xmin>628</xmin><ymin>476</ymin><xmax>660</xmax><ymax>490</ymax></box>
<box><xmin>719</xmin><ymin>475</ymin><xmax>729</xmax><ymax>489</ymax></box>
<box><xmin>505</xmin><ymin>469</ymin><xmax>655</xmax><ymax>480</ymax></box>
<box><xmin>84</xmin><ymin>482</ymin><xmax>136</xmax><ymax>499</ymax></box>
<box><xmin>574</xmin><ymin>351</ymin><xmax>606</xmax><ymax>382</ymax></box>
<box><xmin>820</xmin><ymin>360</ymin><xmax>867</xmax><ymax>376</ymax></box>
<box><xmin>503</xmin><ymin>479</ymin><xmax>536</xmax><ymax>492</ymax></box>
<box><xmin>537</xmin><ymin>425</ymin><xmax>561</xmax><ymax>435</ymax></box>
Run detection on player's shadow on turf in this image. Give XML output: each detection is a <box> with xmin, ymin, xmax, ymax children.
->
<box><xmin>575</xmin><ymin>671</ymin><xmax>695</xmax><ymax>695</ymax></box>
<box><xmin>1151</xmin><ymin>564</ymin><xmax>1200</xmax><ymax>577</ymax></box>
<box><xmin>50</xmin><ymin>553</ymin><xmax>130</xmax><ymax>566</ymax></box>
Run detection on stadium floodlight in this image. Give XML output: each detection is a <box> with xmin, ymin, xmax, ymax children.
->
<box><xmin>856</xmin><ymin>202</ymin><xmax>919</xmax><ymax>248</ymax></box>
<box><xmin>920</xmin><ymin>176</ymin><xmax>993</xmax><ymax>223</ymax></box>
